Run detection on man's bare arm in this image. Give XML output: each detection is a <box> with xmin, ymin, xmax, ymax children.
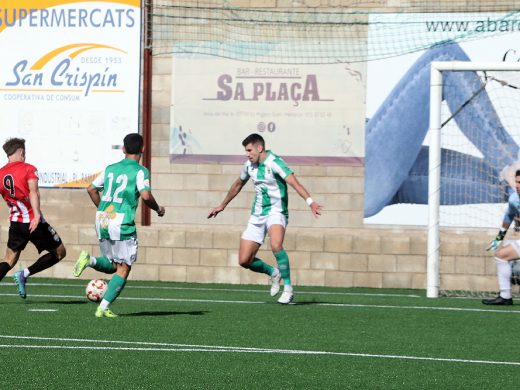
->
<box><xmin>207</xmin><ymin>178</ymin><xmax>247</xmax><ymax>218</ymax></box>
<box><xmin>141</xmin><ymin>190</ymin><xmax>165</xmax><ymax>217</ymax></box>
<box><xmin>28</xmin><ymin>179</ymin><xmax>41</xmax><ymax>233</ymax></box>
<box><xmin>285</xmin><ymin>174</ymin><xmax>322</xmax><ymax>217</ymax></box>
<box><xmin>87</xmin><ymin>185</ymin><xmax>101</xmax><ymax>208</ymax></box>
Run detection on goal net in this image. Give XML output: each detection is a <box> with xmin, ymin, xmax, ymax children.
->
<box><xmin>147</xmin><ymin>3</ymin><xmax>520</xmax><ymax>64</ymax></box>
<box><xmin>427</xmin><ymin>62</ymin><xmax>520</xmax><ymax>298</ymax></box>
<box><xmin>146</xmin><ymin>3</ymin><xmax>520</xmax><ymax>297</ymax></box>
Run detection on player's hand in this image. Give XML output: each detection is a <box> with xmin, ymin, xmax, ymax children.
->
<box><xmin>486</xmin><ymin>239</ymin><xmax>501</xmax><ymax>251</ymax></box>
<box><xmin>29</xmin><ymin>214</ymin><xmax>40</xmax><ymax>233</ymax></box>
<box><xmin>486</xmin><ymin>230</ymin><xmax>506</xmax><ymax>251</ymax></box>
<box><xmin>310</xmin><ymin>202</ymin><xmax>323</xmax><ymax>218</ymax></box>
<box><xmin>156</xmin><ymin>206</ymin><xmax>165</xmax><ymax>217</ymax></box>
<box><xmin>207</xmin><ymin>205</ymin><xmax>224</xmax><ymax>219</ymax></box>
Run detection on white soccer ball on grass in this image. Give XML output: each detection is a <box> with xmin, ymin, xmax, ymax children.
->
<box><xmin>86</xmin><ymin>279</ymin><xmax>108</xmax><ymax>303</ymax></box>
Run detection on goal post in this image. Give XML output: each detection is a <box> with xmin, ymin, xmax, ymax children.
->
<box><xmin>427</xmin><ymin>61</ymin><xmax>520</xmax><ymax>298</ymax></box>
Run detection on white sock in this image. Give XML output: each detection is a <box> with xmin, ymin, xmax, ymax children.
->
<box><xmin>99</xmin><ymin>299</ymin><xmax>109</xmax><ymax>310</ymax></box>
<box><xmin>284</xmin><ymin>285</ymin><xmax>293</xmax><ymax>293</ymax></box>
<box><xmin>89</xmin><ymin>256</ymin><xmax>97</xmax><ymax>267</ymax></box>
<box><xmin>495</xmin><ymin>257</ymin><xmax>512</xmax><ymax>299</ymax></box>
<box><xmin>23</xmin><ymin>269</ymin><xmax>30</xmax><ymax>278</ymax></box>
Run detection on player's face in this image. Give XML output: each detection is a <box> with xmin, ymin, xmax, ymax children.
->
<box><xmin>516</xmin><ymin>176</ymin><xmax>520</xmax><ymax>194</ymax></box>
<box><xmin>244</xmin><ymin>143</ymin><xmax>263</xmax><ymax>164</ymax></box>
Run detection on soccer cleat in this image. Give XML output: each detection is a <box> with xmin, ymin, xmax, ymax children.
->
<box><xmin>13</xmin><ymin>271</ymin><xmax>27</xmax><ymax>299</ymax></box>
<box><xmin>482</xmin><ymin>295</ymin><xmax>513</xmax><ymax>305</ymax></box>
<box><xmin>277</xmin><ymin>290</ymin><xmax>294</xmax><ymax>305</ymax></box>
<box><xmin>73</xmin><ymin>251</ymin><xmax>90</xmax><ymax>277</ymax></box>
<box><xmin>95</xmin><ymin>307</ymin><xmax>118</xmax><ymax>318</ymax></box>
<box><xmin>270</xmin><ymin>269</ymin><xmax>281</xmax><ymax>297</ymax></box>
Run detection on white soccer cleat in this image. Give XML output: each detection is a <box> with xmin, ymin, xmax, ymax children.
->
<box><xmin>270</xmin><ymin>269</ymin><xmax>281</xmax><ymax>297</ymax></box>
<box><xmin>277</xmin><ymin>290</ymin><xmax>294</xmax><ymax>304</ymax></box>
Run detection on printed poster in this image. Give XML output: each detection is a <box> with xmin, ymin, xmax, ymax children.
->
<box><xmin>366</xmin><ymin>12</ymin><xmax>520</xmax><ymax>227</ymax></box>
<box><xmin>170</xmin><ymin>56</ymin><xmax>366</xmax><ymax>165</ymax></box>
<box><xmin>0</xmin><ymin>0</ymin><xmax>142</xmax><ymax>187</ymax></box>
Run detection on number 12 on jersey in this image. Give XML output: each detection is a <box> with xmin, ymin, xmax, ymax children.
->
<box><xmin>101</xmin><ymin>173</ymin><xmax>128</xmax><ymax>203</ymax></box>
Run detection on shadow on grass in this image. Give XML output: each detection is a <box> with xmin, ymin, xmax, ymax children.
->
<box><xmin>121</xmin><ymin>310</ymin><xmax>209</xmax><ymax>317</ymax></box>
<box><xmin>44</xmin><ymin>300</ymin><xmax>89</xmax><ymax>305</ymax></box>
<box><xmin>3</xmin><ymin>299</ymin><xmax>89</xmax><ymax>305</ymax></box>
<box><xmin>290</xmin><ymin>301</ymin><xmax>329</xmax><ymax>306</ymax></box>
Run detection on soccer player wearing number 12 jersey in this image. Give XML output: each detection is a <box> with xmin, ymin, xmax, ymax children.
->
<box><xmin>72</xmin><ymin>133</ymin><xmax>165</xmax><ymax>318</ymax></box>
<box><xmin>0</xmin><ymin>138</ymin><xmax>66</xmax><ymax>299</ymax></box>
<box><xmin>208</xmin><ymin>133</ymin><xmax>322</xmax><ymax>304</ymax></box>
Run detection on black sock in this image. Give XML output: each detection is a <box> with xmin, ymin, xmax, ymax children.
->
<box><xmin>28</xmin><ymin>253</ymin><xmax>59</xmax><ymax>276</ymax></box>
<box><xmin>0</xmin><ymin>262</ymin><xmax>11</xmax><ymax>281</ymax></box>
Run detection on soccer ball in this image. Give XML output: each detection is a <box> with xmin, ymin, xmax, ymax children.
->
<box><xmin>86</xmin><ymin>279</ymin><xmax>108</xmax><ymax>302</ymax></box>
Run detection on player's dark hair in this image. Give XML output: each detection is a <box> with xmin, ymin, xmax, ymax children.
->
<box><xmin>123</xmin><ymin>133</ymin><xmax>144</xmax><ymax>155</ymax></box>
<box><xmin>242</xmin><ymin>133</ymin><xmax>265</xmax><ymax>149</ymax></box>
<box><xmin>516</xmin><ymin>169</ymin><xmax>520</xmax><ymax>177</ymax></box>
<box><xmin>3</xmin><ymin>138</ymin><xmax>25</xmax><ymax>157</ymax></box>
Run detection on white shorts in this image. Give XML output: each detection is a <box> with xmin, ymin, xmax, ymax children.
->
<box><xmin>241</xmin><ymin>214</ymin><xmax>288</xmax><ymax>245</ymax></box>
<box><xmin>99</xmin><ymin>237</ymin><xmax>138</xmax><ymax>266</ymax></box>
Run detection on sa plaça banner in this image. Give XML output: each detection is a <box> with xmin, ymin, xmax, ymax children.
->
<box><xmin>170</xmin><ymin>56</ymin><xmax>366</xmax><ymax>165</ymax></box>
<box><xmin>0</xmin><ymin>0</ymin><xmax>141</xmax><ymax>187</ymax></box>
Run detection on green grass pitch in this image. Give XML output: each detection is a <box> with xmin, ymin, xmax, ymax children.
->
<box><xmin>1</xmin><ymin>278</ymin><xmax>520</xmax><ymax>389</ymax></box>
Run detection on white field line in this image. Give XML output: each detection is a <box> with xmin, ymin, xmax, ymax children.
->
<box><xmin>0</xmin><ymin>335</ymin><xmax>519</xmax><ymax>366</ymax></box>
<box><xmin>0</xmin><ymin>293</ymin><xmax>262</xmax><ymax>305</ymax></box>
<box><xmin>0</xmin><ymin>292</ymin><xmax>520</xmax><ymax>314</ymax></box>
<box><xmin>0</xmin><ymin>282</ymin><xmax>421</xmax><ymax>298</ymax></box>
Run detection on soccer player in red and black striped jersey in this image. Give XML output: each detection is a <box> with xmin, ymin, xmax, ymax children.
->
<box><xmin>0</xmin><ymin>138</ymin><xmax>66</xmax><ymax>298</ymax></box>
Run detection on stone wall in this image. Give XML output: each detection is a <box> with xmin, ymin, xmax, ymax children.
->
<box><xmin>0</xmin><ymin>181</ymin><xmax>499</xmax><ymax>292</ymax></box>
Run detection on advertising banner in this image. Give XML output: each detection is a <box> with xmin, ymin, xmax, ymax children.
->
<box><xmin>366</xmin><ymin>13</ymin><xmax>520</xmax><ymax>227</ymax></box>
<box><xmin>0</xmin><ymin>0</ymin><xmax>141</xmax><ymax>187</ymax></box>
<box><xmin>170</xmin><ymin>57</ymin><xmax>365</xmax><ymax>165</ymax></box>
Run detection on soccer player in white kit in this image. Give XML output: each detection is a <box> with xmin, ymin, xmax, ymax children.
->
<box><xmin>208</xmin><ymin>133</ymin><xmax>322</xmax><ymax>304</ymax></box>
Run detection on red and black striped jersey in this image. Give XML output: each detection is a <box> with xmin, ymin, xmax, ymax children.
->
<box><xmin>0</xmin><ymin>161</ymin><xmax>39</xmax><ymax>223</ymax></box>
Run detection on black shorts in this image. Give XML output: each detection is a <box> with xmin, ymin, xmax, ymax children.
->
<box><xmin>8</xmin><ymin>221</ymin><xmax>62</xmax><ymax>254</ymax></box>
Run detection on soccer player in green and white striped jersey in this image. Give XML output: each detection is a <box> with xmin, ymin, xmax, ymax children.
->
<box><xmin>208</xmin><ymin>133</ymin><xmax>322</xmax><ymax>304</ymax></box>
<box><xmin>73</xmin><ymin>133</ymin><xmax>165</xmax><ymax>318</ymax></box>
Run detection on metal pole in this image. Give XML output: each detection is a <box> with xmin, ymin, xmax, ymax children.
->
<box><xmin>427</xmin><ymin>63</ymin><xmax>442</xmax><ymax>298</ymax></box>
<box><xmin>141</xmin><ymin>0</ymin><xmax>153</xmax><ymax>226</ymax></box>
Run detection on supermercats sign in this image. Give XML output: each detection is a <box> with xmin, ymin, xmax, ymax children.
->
<box><xmin>0</xmin><ymin>0</ymin><xmax>141</xmax><ymax>187</ymax></box>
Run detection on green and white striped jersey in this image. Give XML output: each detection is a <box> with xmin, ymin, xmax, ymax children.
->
<box><xmin>240</xmin><ymin>151</ymin><xmax>294</xmax><ymax>219</ymax></box>
<box><xmin>91</xmin><ymin>158</ymin><xmax>151</xmax><ymax>240</ymax></box>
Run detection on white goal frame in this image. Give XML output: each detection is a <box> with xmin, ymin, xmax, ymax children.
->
<box><xmin>427</xmin><ymin>61</ymin><xmax>520</xmax><ymax>298</ymax></box>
